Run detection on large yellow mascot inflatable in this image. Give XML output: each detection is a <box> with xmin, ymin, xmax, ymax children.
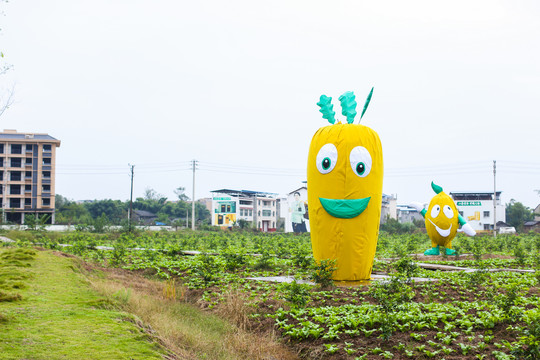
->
<box><xmin>308</xmin><ymin>89</ymin><xmax>383</xmax><ymax>280</ymax></box>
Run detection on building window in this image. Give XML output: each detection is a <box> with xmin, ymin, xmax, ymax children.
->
<box><xmin>249</xmin><ymin>209</ymin><xmax>252</xmax><ymax>216</ymax></box>
<box><xmin>9</xmin><ymin>198</ymin><xmax>21</xmax><ymax>208</ymax></box>
<box><xmin>218</xmin><ymin>201</ymin><xmax>235</xmax><ymax>213</ymax></box>
<box><xmin>483</xmin><ymin>211</ymin><xmax>490</xmax><ymax>218</ymax></box>
<box><xmin>0</xmin><ymin>172</ymin><xmax>3</xmax><ymax>181</ymax></box>
<box><xmin>0</xmin><ymin>144</ymin><xmax>3</xmax><ymax>153</ymax></box>
<box><xmin>258</xmin><ymin>211</ymin><xmax>261</xmax><ymax>216</ymax></box>
<box><xmin>25</xmin><ymin>198</ymin><xmax>31</xmax><ymax>206</ymax></box>
<box><xmin>43</xmin><ymin>158</ymin><xmax>51</xmax><ymax>165</ymax></box>
<box><xmin>10</xmin><ymin>184</ymin><xmax>21</xmax><ymax>195</ymax></box>
<box><xmin>483</xmin><ymin>224</ymin><xmax>492</xmax><ymax>230</ymax></box>
<box><xmin>262</xmin><ymin>210</ymin><xmax>271</xmax><ymax>217</ymax></box>
<box><xmin>272</xmin><ymin>211</ymin><xmax>275</xmax><ymax>216</ymax></box>
<box><xmin>25</xmin><ymin>158</ymin><xmax>32</xmax><ymax>165</ymax></box>
<box><xmin>258</xmin><ymin>222</ymin><xmax>261</xmax><ymax>228</ymax></box>
<box><xmin>26</xmin><ymin>144</ymin><xmax>33</xmax><ymax>152</ymax></box>
<box><xmin>42</xmin><ymin>198</ymin><xmax>51</xmax><ymax>206</ymax></box>
<box><xmin>25</xmin><ymin>171</ymin><xmax>32</xmax><ymax>179</ymax></box>
<box><xmin>10</xmin><ymin>171</ymin><xmax>21</xmax><ymax>181</ymax></box>
<box><xmin>25</xmin><ymin>184</ymin><xmax>31</xmax><ymax>192</ymax></box>
<box><xmin>272</xmin><ymin>222</ymin><xmax>275</xmax><ymax>228</ymax></box>
<box><xmin>10</xmin><ymin>144</ymin><xmax>22</xmax><ymax>154</ymax></box>
<box><xmin>42</xmin><ymin>184</ymin><xmax>51</xmax><ymax>192</ymax></box>
<box><xmin>43</xmin><ymin>144</ymin><xmax>52</xmax><ymax>152</ymax></box>
<box><xmin>0</xmin><ymin>158</ymin><xmax>3</xmax><ymax>167</ymax></box>
<box><xmin>42</xmin><ymin>171</ymin><xmax>51</xmax><ymax>178</ymax></box>
<box><xmin>10</xmin><ymin>158</ymin><xmax>22</xmax><ymax>167</ymax></box>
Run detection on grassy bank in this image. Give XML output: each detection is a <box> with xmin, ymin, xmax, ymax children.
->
<box><xmin>90</xmin><ymin>267</ymin><xmax>297</xmax><ymax>360</ymax></box>
<box><xmin>0</xmin><ymin>247</ymin><xmax>167</xmax><ymax>360</ymax></box>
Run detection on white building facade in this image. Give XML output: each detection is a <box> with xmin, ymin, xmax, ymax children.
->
<box><xmin>450</xmin><ymin>191</ymin><xmax>505</xmax><ymax>231</ymax></box>
<box><xmin>381</xmin><ymin>194</ymin><xmax>397</xmax><ymax>224</ymax></box>
<box><xmin>210</xmin><ymin>189</ymin><xmax>277</xmax><ymax>232</ymax></box>
<box><xmin>396</xmin><ymin>205</ymin><xmax>424</xmax><ymax>223</ymax></box>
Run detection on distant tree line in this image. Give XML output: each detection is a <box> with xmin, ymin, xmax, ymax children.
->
<box><xmin>54</xmin><ymin>187</ymin><xmax>211</xmax><ymax>227</ymax></box>
<box><xmin>505</xmin><ymin>200</ymin><xmax>535</xmax><ymax>232</ymax></box>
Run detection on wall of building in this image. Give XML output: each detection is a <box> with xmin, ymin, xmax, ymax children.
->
<box><xmin>253</xmin><ymin>196</ymin><xmax>277</xmax><ymax>231</ymax></box>
<box><xmin>453</xmin><ymin>198</ymin><xmax>506</xmax><ymax>231</ymax></box>
<box><xmin>211</xmin><ymin>195</ymin><xmax>239</xmax><ymax>226</ymax></box>
<box><xmin>380</xmin><ymin>194</ymin><xmax>397</xmax><ymax>224</ymax></box>
<box><xmin>397</xmin><ymin>207</ymin><xmax>424</xmax><ymax>223</ymax></box>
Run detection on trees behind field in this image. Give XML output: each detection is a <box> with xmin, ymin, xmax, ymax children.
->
<box><xmin>506</xmin><ymin>200</ymin><xmax>534</xmax><ymax>232</ymax></box>
<box><xmin>55</xmin><ymin>190</ymin><xmax>210</xmax><ymax>226</ymax></box>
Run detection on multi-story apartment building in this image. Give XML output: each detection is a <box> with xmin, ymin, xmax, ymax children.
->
<box><xmin>0</xmin><ymin>130</ymin><xmax>61</xmax><ymax>224</ymax></box>
<box><xmin>211</xmin><ymin>189</ymin><xmax>278</xmax><ymax>232</ymax></box>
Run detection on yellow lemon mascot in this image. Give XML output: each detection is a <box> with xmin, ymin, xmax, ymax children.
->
<box><xmin>410</xmin><ymin>182</ymin><xmax>476</xmax><ymax>255</ymax></box>
<box><xmin>308</xmin><ymin>89</ymin><xmax>383</xmax><ymax>281</ymax></box>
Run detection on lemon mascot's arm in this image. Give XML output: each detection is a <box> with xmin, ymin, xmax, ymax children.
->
<box><xmin>308</xmin><ymin>88</ymin><xmax>383</xmax><ymax>281</ymax></box>
<box><xmin>410</xmin><ymin>182</ymin><xmax>476</xmax><ymax>256</ymax></box>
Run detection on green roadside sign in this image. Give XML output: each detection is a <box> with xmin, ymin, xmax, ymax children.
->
<box><xmin>456</xmin><ymin>201</ymin><xmax>482</xmax><ymax>206</ymax></box>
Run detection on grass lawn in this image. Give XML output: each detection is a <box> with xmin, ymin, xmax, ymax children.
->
<box><xmin>0</xmin><ymin>247</ymin><xmax>167</xmax><ymax>360</ymax></box>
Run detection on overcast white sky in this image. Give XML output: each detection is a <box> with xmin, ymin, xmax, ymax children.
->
<box><xmin>1</xmin><ymin>0</ymin><xmax>539</xmax><ymax>208</ymax></box>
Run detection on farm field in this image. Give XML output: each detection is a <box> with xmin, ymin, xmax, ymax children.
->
<box><xmin>2</xmin><ymin>229</ymin><xmax>540</xmax><ymax>360</ymax></box>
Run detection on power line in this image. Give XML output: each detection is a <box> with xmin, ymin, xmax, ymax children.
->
<box><xmin>53</xmin><ymin>159</ymin><xmax>539</xmax><ymax>177</ymax></box>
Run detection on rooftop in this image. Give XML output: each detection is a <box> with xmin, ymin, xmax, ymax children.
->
<box><xmin>450</xmin><ymin>191</ymin><xmax>502</xmax><ymax>196</ymax></box>
<box><xmin>211</xmin><ymin>189</ymin><xmax>277</xmax><ymax>198</ymax></box>
<box><xmin>0</xmin><ymin>129</ymin><xmax>60</xmax><ymax>143</ymax></box>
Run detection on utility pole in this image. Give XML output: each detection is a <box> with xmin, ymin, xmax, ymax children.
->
<box><xmin>191</xmin><ymin>159</ymin><xmax>198</xmax><ymax>230</ymax></box>
<box><xmin>493</xmin><ymin>160</ymin><xmax>496</xmax><ymax>238</ymax></box>
<box><xmin>128</xmin><ymin>164</ymin><xmax>134</xmax><ymax>232</ymax></box>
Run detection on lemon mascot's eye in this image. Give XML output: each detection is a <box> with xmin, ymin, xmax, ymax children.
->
<box><xmin>308</xmin><ymin>88</ymin><xmax>383</xmax><ymax>281</ymax></box>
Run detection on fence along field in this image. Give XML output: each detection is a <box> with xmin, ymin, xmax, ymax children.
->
<box><xmin>2</xmin><ymin>229</ymin><xmax>540</xmax><ymax>359</ymax></box>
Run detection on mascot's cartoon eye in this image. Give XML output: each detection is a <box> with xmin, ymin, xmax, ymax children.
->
<box><xmin>316</xmin><ymin>143</ymin><xmax>338</xmax><ymax>174</ymax></box>
<box><xmin>443</xmin><ymin>205</ymin><xmax>454</xmax><ymax>219</ymax></box>
<box><xmin>431</xmin><ymin>205</ymin><xmax>441</xmax><ymax>218</ymax></box>
<box><xmin>349</xmin><ymin>146</ymin><xmax>372</xmax><ymax>177</ymax></box>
